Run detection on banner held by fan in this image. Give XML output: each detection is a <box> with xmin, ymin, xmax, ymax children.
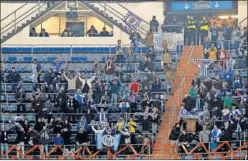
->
<box><xmin>153</xmin><ymin>32</ymin><xmax>184</xmax><ymax>52</ymax></box>
<box><xmin>124</xmin><ymin>11</ymin><xmax>142</xmax><ymax>31</ymax></box>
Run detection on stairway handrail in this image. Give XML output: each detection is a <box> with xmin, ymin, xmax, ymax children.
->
<box><xmin>98</xmin><ymin>2</ymin><xmax>148</xmax><ymax>35</ymax></box>
<box><xmin>1</xmin><ymin>2</ymin><xmax>29</xmax><ymax>21</ymax></box>
<box><xmin>239</xmin><ymin>16</ymin><xmax>248</xmax><ymax>26</ymax></box>
<box><xmin>116</xmin><ymin>3</ymin><xmax>150</xmax><ymax>25</ymax></box>
<box><xmin>82</xmin><ymin>1</ymin><xmax>149</xmax><ymax>37</ymax></box>
<box><xmin>1</xmin><ymin>2</ymin><xmax>48</xmax><ymax>35</ymax></box>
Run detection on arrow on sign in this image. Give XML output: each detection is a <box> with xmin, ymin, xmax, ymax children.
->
<box><xmin>184</xmin><ymin>3</ymin><xmax>190</xmax><ymax>10</ymax></box>
<box><xmin>214</xmin><ymin>2</ymin><xmax>220</xmax><ymax>8</ymax></box>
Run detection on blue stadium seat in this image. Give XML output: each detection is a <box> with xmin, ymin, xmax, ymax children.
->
<box><xmin>33</xmin><ymin>47</ymin><xmax>42</xmax><ymax>53</ymax></box>
<box><xmin>9</xmin><ymin>48</ymin><xmax>18</xmax><ymax>53</ymax></box>
<box><xmin>102</xmin><ymin>57</ymin><xmax>106</xmax><ymax>62</ymax></box>
<box><xmin>2</xmin><ymin>47</ymin><xmax>10</xmax><ymax>53</ymax></box>
<box><xmin>40</xmin><ymin>47</ymin><xmax>49</xmax><ymax>53</ymax></box>
<box><xmin>8</xmin><ymin>57</ymin><xmax>17</xmax><ymax>62</ymax></box>
<box><xmin>71</xmin><ymin>57</ymin><xmax>80</xmax><ymax>62</ymax></box>
<box><xmin>110</xmin><ymin>47</ymin><xmax>116</xmax><ymax>53</ymax></box>
<box><xmin>64</xmin><ymin>47</ymin><xmax>71</xmax><ymax>53</ymax></box>
<box><xmin>88</xmin><ymin>47</ymin><xmax>97</xmax><ymax>53</ymax></box>
<box><xmin>23</xmin><ymin>57</ymin><xmax>33</xmax><ymax>63</ymax></box>
<box><xmin>47</xmin><ymin>57</ymin><xmax>56</xmax><ymax>62</ymax></box>
<box><xmin>72</xmin><ymin>47</ymin><xmax>81</xmax><ymax>53</ymax></box>
<box><xmin>80</xmin><ymin>47</ymin><xmax>88</xmax><ymax>53</ymax></box>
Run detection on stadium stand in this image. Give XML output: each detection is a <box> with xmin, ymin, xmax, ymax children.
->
<box><xmin>0</xmin><ymin>1</ymin><xmax>247</xmax><ymax>160</ymax></box>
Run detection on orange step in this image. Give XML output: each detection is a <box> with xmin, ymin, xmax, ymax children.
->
<box><xmin>152</xmin><ymin>46</ymin><xmax>203</xmax><ymax>159</ymax></box>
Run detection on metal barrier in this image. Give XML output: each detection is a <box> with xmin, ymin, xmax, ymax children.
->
<box><xmin>150</xmin><ymin>141</ymin><xmax>247</xmax><ymax>159</ymax></box>
<box><xmin>0</xmin><ymin>143</ymin><xmax>151</xmax><ymax>160</ymax></box>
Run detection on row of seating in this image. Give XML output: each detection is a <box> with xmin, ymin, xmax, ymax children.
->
<box><xmin>2</xmin><ymin>47</ymin><xmax>148</xmax><ymax>54</ymax></box>
<box><xmin>3</xmin><ymin>57</ymin><xmax>163</xmax><ymax>63</ymax></box>
<box><xmin>1</xmin><ymin>46</ymin><xmax>184</xmax><ymax>54</ymax></box>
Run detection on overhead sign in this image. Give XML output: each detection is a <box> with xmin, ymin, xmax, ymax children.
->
<box><xmin>171</xmin><ymin>1</ymin><xmax>233</xmax><ymax>12</ymax></box>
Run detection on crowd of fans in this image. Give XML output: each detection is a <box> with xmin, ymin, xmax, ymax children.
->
<box><xmin>168</xmin><ymin>17</ymin><xmax>247</xmax><ymax>154</ymax></box>
<box><xmin>158</xmin><ymin>15</ymin><xmax>247</xmax><ymax>48</ymax></box>
<box><xmin>0</xmin><ymin>35</ymin><xmax>168</xmax><ymax>158</ymax></box>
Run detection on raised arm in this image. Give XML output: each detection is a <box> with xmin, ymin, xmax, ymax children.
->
<box><xmin>73</xmin><ymin>73</ymin><xmax>79</xmax><ymax>81</ymax></box>
<box><xmin>91</xmin><ymin>125</ymin><xmax>97</xmax><ymax>133</ymax></box>
<box><xmin>63</xmin><ymin>72</ymin><xmax>69</xmax><ymax>81</ymax></box>
<box><xmin>89</xmin><ymin>74</ymin><xmax>96</xmax><ymax>83</ymax></box>
<box><xmin>78</xmin><ymin>74</ymin><xmax>84</xmax><ymax>83</ymax></box>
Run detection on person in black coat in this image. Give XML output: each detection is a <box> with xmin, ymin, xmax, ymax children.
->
<box><xmin>193</xmin><ymin>93</ymin><xmax>204</xmax><ymax>111</ymax></box>
<box><xmin>183</xmin><ymin>94</ymin><xmax>193</xmax><ymax>112</ymax></box>
<box><xmin>178</xmin><ymin>130</ymin><xmax>189</xmax><ymax>153</ymax></box>
<box><xmin>221</xmin><ymin>122</ymin><xmax>233</xmax><ymax>151</ymax></box>
<box><xmin>191</xmin><ymin>75</ymin><xmax>201</xmax><ymax>87</ymax></box>
<box><xmin>16</xmin><ymin>87</ymin><xmax>26</xmax><ymax>113</ymax></box>
<box><xmin>6</xmin><ymin>67</ymin><xmax>21</xmax><ymax>93</ymax></box>
<box><xmin>64</xmin><ymin>95</ymin><xmax>79</xmax><ymax>121</ymax></box>
<box><xmin>85</xmin><ymin>109</ymin><xmax>94</xmax><ymax>124</ymax></box>
<box><xmin>16</xmin><ymin>127</ymin><xmax>25</xmax><ymax>157</ymax></box>
<box><xmin>52</xmin><ymin>117</ymin><xmax>64</xmax><ymax>134</ymax></box>
<box><xmin>34</xmin><ymin>117</ymin><xmax>45</xmax><ymax>133</ymax></box>
<box><xmin>231</xmin><ymin>115</ymin><xmax>246</xmax><ymax>147</ymax></box>
<box><xmin>61</xmin><ymin>127</ymin><xmax>71</xmax><ymax>150</ymax></box>
<box><xmin>138</xmin><ymin>114</ymin><xmax>151</xmax><ymax>133</ymax></box>
<box><xmin>39</xmin><ymin>28</ymin><xmax>49</xmax><ymax>37</ymax></box>
<box><xmin>169</xmin><ymin>123</ymin><xmax>181</xmax><ymax>152</ymax></box>
<box><xmin>1</xmin><ymin>131</ymin><xmax>9</xmax><ymax>154</ymax></box>
<box><xmin>76</xmin><ymin>127</ymin><xmax>90</xmax><ymax>146</ymax></box>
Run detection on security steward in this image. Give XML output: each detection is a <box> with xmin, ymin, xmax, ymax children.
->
<box><xmin>187</xmin><ymin>16</ymin><xmax>196</xmax><ymax>45</ymax></box>
<box><xmin>200</xmin><ymin>16</ymin><xmax>209</xmax><ymax>45</ymax></box>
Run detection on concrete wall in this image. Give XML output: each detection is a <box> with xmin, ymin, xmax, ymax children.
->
<box><xmin>238</xmin><ymin>1</ymin><xmax>247</xmax><ymax>29</ymax></box>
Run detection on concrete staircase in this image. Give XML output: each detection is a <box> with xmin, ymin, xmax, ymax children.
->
<box><xmin>79</xmin><ymin>1</ymin><xmax>149</xmax><ymax>39</ymax></box>
<box><xmin>1</xmin><ymin>1</ymin><xmax>64</xmax><ymax>44</ymax></box>
<box><xmin>152</xmin><ymin>46</ymin><xmax>203</xmax><ymax>159</ymax></box>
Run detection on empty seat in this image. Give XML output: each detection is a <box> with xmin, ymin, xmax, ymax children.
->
<box><xmin>33</xmin><ymin>47</ymin><xmax>42</xmax><ymax>53</ymax></box>
<box><xmin>80</xmin><ymin>47</ymin><xmax>89</xmax><ymax>53</ymax></box>
<box><xmin>2</xmin><ymin>47</ymin><xmax>10</xmax><ymax>53</ymax></box>
<box><xmin>72</xmin><ymin>47</ymin><xmax>81</xmax><ymax>53</ymax></box>
<box><xmin>47</xmin><ymin>57</ymin><xmax>56</xmax><ymax>62</ymax></box>
<box><xmin>23</xmin><ymin>57</ymin><xmax>33</xmax><ymax>63</ymax></box>
<box><xmin>18</xmin><ymin>47</ymin><xmax>32</xmax><ymax>53</ymax></box>
<box><xmin>8</xmin><ymin>57</ymin><xmax>17</xmax><ymax>62</ymax></box>
<box><xmin>88</xmin><ymin>47</ymin><xmax>97</xmax><ymax>53</ymax></box>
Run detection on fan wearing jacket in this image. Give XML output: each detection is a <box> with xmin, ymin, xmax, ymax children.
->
<box><xmin>78</xmin><ymin>73</ymin><xmax>96</xmax><ymax>95</ymax></box>
<box><xmin>169</xmin><ymin>123</ymin><xmax>181</xmax><ymax>153</ymax></box>
<box><xmin>39</xmin><ymin>126</ymin><xmax>50</xmax><ymax>154</ymax></box>
<box><xmin>1</xmin><ymin>131</ymin><xmax>9</xmax><ymax>155</ymax></box>
<box><xmin>16</xmin><ymin>127</ymin><xmax>26</xmax><ymax>157</ymax></box>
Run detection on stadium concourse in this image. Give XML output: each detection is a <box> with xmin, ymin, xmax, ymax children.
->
<box><xmin>0</xmin><ymin>0</ymin><xmax>248</xmax><ymax>160</ymax></box>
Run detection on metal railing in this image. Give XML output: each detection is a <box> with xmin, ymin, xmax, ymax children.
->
<box><xmin>80</xmin><ymin>1</ymin><xmax>149</xmax><ymax>38</ymax></box>
<box><xmin>1</xmin><ymin>1</ymin><xmax>62</xmax><ymax>39</ymax></box>
<box><xmin>0</xmin><ymin>143</ymin><xmax>152</xmax><ymax>159</ymax></box>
